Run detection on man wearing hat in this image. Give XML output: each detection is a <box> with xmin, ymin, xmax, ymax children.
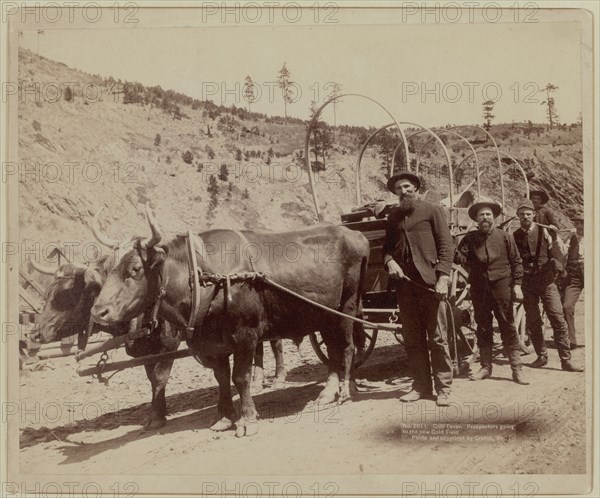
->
<box><xmin>513</xmin><ymin>200</ymin><xmax>583</xmax><ymax>372</ymax></box>
<box><xmin>529</xmin><ymin>189</ymin><xmax>559</xmax><ymax>230</ymax></box>
<box><xmin>562</xmin><ymin>215</ymin><xmax>585</xmax><ymax>348</ymax></box>
<box><xmin>383</xmin><ymin>172</ymin><xmax>454</xmax><ymax>406</ymax></box>
<box><xmin>455</xmin><ymin>201</ymin><xmax>528</xmax><ymax>384</ymax></box>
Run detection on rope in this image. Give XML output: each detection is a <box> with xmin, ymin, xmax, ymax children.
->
<box><xmin>260</xmin><ymin>275</ymin><xmax>401</xmax><ymax>332</ymax></box>
<box><xmin>198</xmin><ymin>270</ymin><xmax>401</xmax><ymax>332</ymax></box>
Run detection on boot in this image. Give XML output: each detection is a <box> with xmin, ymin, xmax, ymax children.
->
<box><xmin>561</xmin><ymin>360</ymin><xmax>584</xmax><ymax>372</ymax></box>
<box><xmin>512</xmin><ymin>366</ymin><xmax>530</xmax><ymax>385</ymax></box>
<box><xmin>469</xmin><ymin>365</ymin><xmax>492</xmax><ymax>381</ymax></box>
<box><xmin>530</xmin><ymin>355</ymin><xmax>548</xmax><ymax>368</ymax></box>
<box><xmin>469</xmin><ymin>345</ymin><xmax>492</xmax><ymax>381</ymax></box>
<box><xmin>508</xmin><ymin>348</ymin><xmax>529</xmax><ymax>385</ymax></box>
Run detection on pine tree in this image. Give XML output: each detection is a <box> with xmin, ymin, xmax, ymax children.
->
<box><xmin>243</xmin><ymin>75</ymin><xmax>258</xmax><ymax>113</ymax></box>
<box><xmin>218</xmin><ymin>163</ymin><xmax>229</xmax><ymax>182</ymax></box>
<box><xmin>482</xmin><ymin>100</ymin><xmax>495</xmax><ymax>130</ymax></box>
<box><xmin>540</xmin><ymin>83</ymin><xmax>559</xmax><ymax>129</ymax></box>
<box><xmin>277</xmin><ymin>63</ymin><xmax>294</xmax><ymax>125</ymax></box>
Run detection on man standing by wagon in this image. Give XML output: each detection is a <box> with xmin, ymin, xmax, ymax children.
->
<box><xmin>383</xmin><ymin>172</ymin><xmax>454</xmax><ymax>407</ymax></box>
<box><xmin>455</xmin><ymin>201</ymin><xmax>528</xmax><ymax>385</ymax></box>
<box><xmin>513</xmin><ymin>200</ymin><xmax>583</xmax><ymax>372</ymax></box>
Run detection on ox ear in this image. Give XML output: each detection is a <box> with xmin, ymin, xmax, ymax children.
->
<box><xmin>148</xmin><ymin>246</ymin><xmax>166</xmax><ymax>270</ymax></box>
<box><xmin>83</xmin><ymin>268</ymin><xmax>103</xmax><ymax>288</ymax></box>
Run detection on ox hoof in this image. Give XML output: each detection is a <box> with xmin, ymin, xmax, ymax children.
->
<box><xmin>315</xmin><ymin>391</ymin><xmax>338</xmax><ymax>406</ymax></box>
<box><xmin>271</xmin><ymin>377</ymin><xmax>287</xmax><ymax>389</ymax></box>
<box><xmin>337</xmin><ymin>394</ymin><xmax>352</xmax><ymax>406</ymax></box>
<box><xmin>143</xmin><ymin>416</ymin><xmax>167</xmax><ymax>431</ymax></box>
<box><xmin>209</xmin><ymin>417</ymin><xmax>234</xmax><ymax>432</ymax></box>
<box><xmin>235</xmin><ymin>420</ymin><xmax>259</xmax><ymax>438</ymax></box>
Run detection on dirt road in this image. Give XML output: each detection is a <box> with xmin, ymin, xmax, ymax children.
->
<box><xmin>17</xmin><ymin>301</ymin><xmax>587</xmax><ymax>492</ymax></box>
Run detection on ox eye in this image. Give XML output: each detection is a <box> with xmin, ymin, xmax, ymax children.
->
<box><xmin>127</xmin><ymin>265</ymin><xmax>142</xmax><ymax>278</ymax></box>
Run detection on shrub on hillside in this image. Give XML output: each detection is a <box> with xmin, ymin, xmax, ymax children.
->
<box><xmin>182</xmin><ymin>150</ymin><xmax>194</xmax><ymax>164</ymax></box>
<box><xmin>219</xmin><ymin>163</ymin><xmax>229</xmax><ymax>182</ymax></box>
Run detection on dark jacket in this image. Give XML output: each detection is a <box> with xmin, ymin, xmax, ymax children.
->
<box><xmin>565</xmin><ymin>233</ymin><xmax>584</xmax><ymax>280</ymax></box>
<box><xmin>383</xmin><ymin>199</ymin><xmax>453</xmax><ymax>286</ymax></box>
<box><xmin>455</xmin><ymin>228</ymin><xmax>523</xmax><ymax>286</ymax></box>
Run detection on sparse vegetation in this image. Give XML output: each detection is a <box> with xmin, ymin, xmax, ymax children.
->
<box><xmin>181</xmin><ymin>150</ymin><xmax>193</xmax><ymax>164</ymax></box>
<box><xmin>17</xmin><ymin>48</ymin><xmax>583</xmax><ymax>244</ymax></box>
<box><xmin>219</xmin><ymin>163</ymin><xmax>229</xmax><ymax>182</ymax></box>
<box><xmin>64</xmin><ymin>86</ymin><xmax>73</xmax><ymax>102</ymax></box>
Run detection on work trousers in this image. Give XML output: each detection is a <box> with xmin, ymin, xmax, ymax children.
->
<box><xmin>396</xmin><ymin>281</ymin><xmax>453</xmax><ymax>395</ymax></box>
<box><xmin>470</xmin><ymin>276</ymin><xmax>521</xmax><ymax>364</ymax></box>
<box><xmin>562</xmin><ymin>275</ymin><xmax>583</xmax><ymax>346</ymax></box>
<box><xmin>523</xmin><ymin>269</ymin><xmax>571</xmax><ymax>360</ymax></box>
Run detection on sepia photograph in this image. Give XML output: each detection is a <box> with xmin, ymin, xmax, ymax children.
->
<box><xmin>1</xmin><ymin>2</ymin><xmax>597</xmax><ymax>496</ymax></box>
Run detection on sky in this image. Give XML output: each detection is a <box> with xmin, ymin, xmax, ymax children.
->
<box><xmin>17</xmin><ymin>7</ymin><xmax>585</xmax><ymax>128</ymax></box>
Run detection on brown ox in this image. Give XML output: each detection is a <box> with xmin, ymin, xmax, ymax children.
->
<box><xmin>30</xmin><ymin>256</ymin><xmax>180</xmax><ymax>430</ymax></box>
<box><xmin>91</xmin><ymin>216</ymin><xmax>369</xmax><ymax>437</ymax></box>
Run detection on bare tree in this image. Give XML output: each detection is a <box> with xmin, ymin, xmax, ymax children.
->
<box><xmin>329</xmin><ymin>82</ymin><xmax>343</xmax><ymax>141</ymax></box>
<box><xmin>540</xmin><ymin>83</ymin><xmax>559</xmax><ymax>129</ymax></box>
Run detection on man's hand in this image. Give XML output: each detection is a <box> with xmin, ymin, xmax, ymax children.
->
<box><xmin>435</xmin><ymin>275</ymin><xmax>450</xmax><ymax>300</ymax></box>
<box><xmin>513</xmin><ymin>284</ymin><xmax>523</xmax><ymax>303</ymax></box>
<box><xmin>548</xmin><ymin>224</ymin><xmax>559</xmax><ymax>240</ymax></box>
<box><xmin>386</xmin><ymin>260</ymin><xmax>405</xmax><ymax>280</ymax></box>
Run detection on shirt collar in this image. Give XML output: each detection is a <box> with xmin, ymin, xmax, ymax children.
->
<box><xmin>520</xmin><ymin>223</ymin><xmax>537</xmax><ymax>234</ymax></box>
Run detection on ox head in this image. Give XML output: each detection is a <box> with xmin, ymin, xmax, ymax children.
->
<box><xmin>30</xmin><ymin>210</ymin><xmax>131</xmax><ymax>343</ymax></box>
<box><xmin>91</xmin><ymin>207</ymin><xmax>167</xmax><ymax>326</ymax></box>
<box><xmin>31</xmin><ymin>259</ymin><xmax>105</xmax><ymax>343</ymax></box>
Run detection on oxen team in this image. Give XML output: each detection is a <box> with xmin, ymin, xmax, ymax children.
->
<box><xmin>32</xmin><ymin>211</ymin><xmax>369</xmax><ymax>436</ymax></box>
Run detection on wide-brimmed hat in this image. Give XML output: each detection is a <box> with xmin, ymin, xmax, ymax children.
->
<box><xmin>386</xmin><ymin>172</ymin><xmax>421</xmax><ymax>193</ymax></box>
<box><xmin>516</xmin><ymin>199</ymin><xmax>535</xmax><ymax>213</ymax></box>
<box><xmin>468</xmin><ymin>201</ymin><xmax>502</xmax><ymax>221</ymax></box>
<box><xmin>528</xmin><ymin>189</ymin><xmax>549</xmax><ymax>205</ymax></box>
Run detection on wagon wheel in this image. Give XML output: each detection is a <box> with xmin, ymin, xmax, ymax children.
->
<box><xmin>309</xmin><ymin>328</ymin><xmax>378</xmax><ymax>368</ymax></box>
<box><xmin>451</xmin><ymin>263</ymin><xmax>470</xmax><ymax>306</ymax></box>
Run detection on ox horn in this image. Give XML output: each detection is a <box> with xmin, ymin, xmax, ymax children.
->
<box><xmin>29</xmin><ymin>257</ymin><xmax>56</xmax><ymax>275</ymax></box>
<box><xmin>91</xmin><ymin>208</ymin><xmax>120</xmax><ymax>249</ymax></box>
<box><xmin>145</xmin><ymin>205</ymin><xmax>162</xmax><ymax>248</ymax></box>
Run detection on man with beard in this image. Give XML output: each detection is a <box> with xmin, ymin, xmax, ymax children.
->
<box><xmin>455</xmin><ymin>202</ymin><xmax>528</xmax><ymax>384</ymax></box>
<box><xmin>383</xmin><ymin>172</ymin><xmax>454</xmax><ymax>406</ymax></box>
<box><xmin>513</xmin><ymin>200</ymin><xmax>583</xmax><ymax>372</ymax></box>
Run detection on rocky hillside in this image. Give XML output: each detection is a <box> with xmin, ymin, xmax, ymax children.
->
<box><xmin>17</xmin><ymin>48</ymin><xmax>583</xmax><ymax>279</ymax></box>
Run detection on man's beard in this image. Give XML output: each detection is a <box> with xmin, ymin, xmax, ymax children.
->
<box><xmin>398</xmin><ymin>196</ymin><xmax>416</xmax><ymax>214</ymax></box>
<box><xmin>478</xmin><ymin>220</ymin><xmax>492</xmax><ymax>232</ymax></box>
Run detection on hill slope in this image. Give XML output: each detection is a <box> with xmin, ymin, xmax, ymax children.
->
<box><xmin>17</xmin><ymin>48</ymin><xmax>583</xmax><ymax>277</ymax></box>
